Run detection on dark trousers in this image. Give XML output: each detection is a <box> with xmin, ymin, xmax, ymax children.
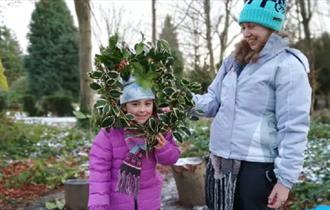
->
<box><xmin>233</xmin><ymin>161</ymin><xmax>276</xmax><ymax>210</ymax></box>
<box><xmin>205</xmin><ymin>159</ymin><xmax>277</xmax><ymax>210</ymax></box>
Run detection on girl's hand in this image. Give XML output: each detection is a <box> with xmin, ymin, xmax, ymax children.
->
<box><xmin>267</xmin><ymin>182</ymin><xmax>290</xmax><ymax>208</ymax></box>
<box><xmin>154</xmin><ymin>133</ymin><xmax>167</xmax><ymax>150</ymax></box>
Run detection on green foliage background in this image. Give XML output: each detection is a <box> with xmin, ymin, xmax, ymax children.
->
<box><xmin>24</xmin><ymin>0</ymin><xmax>79</xmax><ymax>101</ymax></box>
<box><xmin>0</xmin><ymin>25</ymin><xmax>24</xmax><ymax>86</ymax></box>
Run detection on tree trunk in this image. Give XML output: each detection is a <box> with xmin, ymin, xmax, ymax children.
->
<box><xmin>172</xmin><ymin>157</ymin><xmax>206</xmax><ymax>207</ymax></box>
<box><xmin>152</xmin><ymin>0</ymin><xmax>156</xmax><ymax>45</ymax></box>
<box><xmin>298</xmin><ymin>0</ymin><xmax>316</xmax><ymax>112</ymax></box>
<box><xmin>204</xmin><ymin>0</ymin><xmax>215</xmax><ymax>73</ymax></box>
<box><xmin>74</xmin><ymin>0</ymin><xmax>93</xmax><ymax>113</ymax></box>
<box><xmin>219</xmin><ymin>0</ymin><xmax>231</xmax><ymax>67</ymax></box>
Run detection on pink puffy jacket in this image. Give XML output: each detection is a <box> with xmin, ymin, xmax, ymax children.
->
<box><xmin>88</xmin><ymin>128</ymin><xmax>180</xmax><ymax>210</ymax></box>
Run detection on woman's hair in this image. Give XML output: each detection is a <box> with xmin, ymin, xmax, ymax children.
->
<box><xmin>232</xmin><ymin>31</ymin><xmax>288</xmax><ymax>64</ymax></box>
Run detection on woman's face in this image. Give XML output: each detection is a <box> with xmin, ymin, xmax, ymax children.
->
<box><xmin>241</xmin><ymin>22</ymin><xmax>273</xmax><ymax>51</ymax></box>
<box><xmin>124</xmin><ymin>99</ymin><xmax>154</xmax><ymax>124</ymax></box>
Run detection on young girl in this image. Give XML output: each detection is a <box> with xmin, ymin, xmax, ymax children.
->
<box><xmin>88</xmin><ymin>78</ymin><xmax>181</xmax><ymax>210</ymax></box>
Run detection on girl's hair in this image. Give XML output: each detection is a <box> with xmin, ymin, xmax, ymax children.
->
<box><xmin>232</xmin><ymin>31</ymin><xmax>288</xmax><ymax>64</ymax></box>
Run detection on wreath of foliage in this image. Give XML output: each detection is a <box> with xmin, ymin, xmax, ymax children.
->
<box><xmin>89</xmin><ymin>35</ymin><xmax>201</xmax><ymax>151</ymax></box>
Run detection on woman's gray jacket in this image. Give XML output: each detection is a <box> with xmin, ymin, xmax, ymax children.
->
<box><xmin>193</xmin><ymin>33</ymin><xmax>312</xmax><ymax>189</ymax></box>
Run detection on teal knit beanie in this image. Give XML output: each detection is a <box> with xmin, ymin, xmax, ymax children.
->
<box><xmin>239</xmin><ymin>0</ymin><xmax>286</xmax><ymax>31</ymax></box>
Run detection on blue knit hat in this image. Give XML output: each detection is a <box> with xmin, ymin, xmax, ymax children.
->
<box><xmin>239</xmin><ymin>0</ymin><xmax>286</xmax><ymax>31</ymax></box>
<box><xmin>120</xmin><ymin>77</ymin><xmax>155</xmax><ymax>105</ymax></box>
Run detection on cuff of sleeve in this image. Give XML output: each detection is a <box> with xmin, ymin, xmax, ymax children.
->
<box><xmin>155</xmin><ymin>141</ymin><xmax>170</xmax><ymax>153</ymax></box>
<box><xmin>89</xmin><ymin>204</ymin><xmax>110</xmax><ymax>210</ymax></box>
<box><xmin>277</xmin><ymin>176</ymin><xmax>294</xmax><ymax>189</ymax></box>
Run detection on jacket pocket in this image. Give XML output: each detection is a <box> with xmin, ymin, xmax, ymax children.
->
<box><xmin>265</xmin><ymin>169</ymin><xmax>277</xmax><ymax>185</ymax></box>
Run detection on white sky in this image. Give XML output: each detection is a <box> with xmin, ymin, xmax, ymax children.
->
<box><xmin>1</xmin><ymin>0</ymin><xmax>330</xmax><ymax>59</ymax></box>
<box><xmin>0</xmin><ymin>0</ymin><xmax>177</xmax><ymax>55</ymax></box>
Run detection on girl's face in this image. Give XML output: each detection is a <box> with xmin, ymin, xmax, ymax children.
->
<box><xmin>124</xmin><ymin>99</ymin><xmax>154</xmax><ymax>124</ymax></box>
<box><xmin>241</xmin><ymin>22</ymin><xmax>273</xmax><ymax>51</ymax></box>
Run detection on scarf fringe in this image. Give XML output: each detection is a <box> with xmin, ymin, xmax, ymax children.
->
<box><xmin>117</xmin><ymin>170</ymin><xmax>140</xmax><ymax>197</ymax></box>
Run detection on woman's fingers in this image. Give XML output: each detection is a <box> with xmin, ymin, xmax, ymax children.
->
<box><xmin>267</xmin><ymin>183</ymin><xmax>289</xmax><ymax>208</ymax></box>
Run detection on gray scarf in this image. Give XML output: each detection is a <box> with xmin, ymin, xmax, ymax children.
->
<box><xmin>208</xmin><ymin>153</ymin><xmax>241</xmax><ymax>210</ymax></box>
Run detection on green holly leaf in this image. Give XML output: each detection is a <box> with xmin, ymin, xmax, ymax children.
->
<box><xmin>148</xmin><ymin>117</ymin><xmax>158</xmax><ymax>133</ymax></box>
<box><xmin>109</xmin><ymin>34</ymin><xmax>119</xmax><ymax>49</ymax></box>
<box><xmin>126</xmin><ymin>113</ymin><xmax>135</xmax><ymax>121</ymax></box>
<box><xmin>162</xmin><ymin>87</ymin><xmax>175</xmax><ymax>96</ymax></box>
<box><xmin>89</xmin><ymin>71</ymin><xmax>103</xmax><ymax>79</ymax></box>
<box><xmin>73</xmin><ymin>111</ymin><xmax>89</xmax><ymax>119</ymax></box>
<box><xmin>112</xmin><ymin>106</ymin><xmax>121</xmax><ymax>117</ymax></box>
<box><xmin>173</xmin><ymin>131</ymin><xmax>183</xmax><ymax>142</ymax></box>
<box><xmin>157</xmin><ymin>39</ymin><xmax>171</xmax><ymax>53</ymax></box>
<box><xmin>102</xmin><ymin>116</ymin><xmax>115</xmax><ymax>127</ymax></box>
<box><xmin>109</xmin><ymin>89</ymin><xmax>122</xmax><ymax>98</ymax></box>
<box><xmin>90</xmin><ymin>82</ymin><xmax>101</xmax><ymax>90</ymax></box>
<box><xmin>94</xmin><ymin>99</ymin><xmax>107</xmax><ymax>108</ymax></box>
<box><xmin>102</xmin><ymin>104</ymin><xmax>111</xmax><ymax>114</ymax></box>
<box><xmin>107</xmin><ymin>71</ymin><xmax>120</xmax><ymax>79</ymax></box>
<box><xmin>135</xmin><ymin>43</ymin><xmax>144</xmax><ymax>55</ymax></box>
<box><xmin>178</xmin><ymin>126</ymin><xmax>191</xmax><ymax>136</ymax></box>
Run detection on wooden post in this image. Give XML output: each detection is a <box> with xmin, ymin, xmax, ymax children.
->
<box><xmin>171</xmin><ymin>157</ymin><xmax>206</xmax><ymax>207</ymax></box>
<box><xmin>64</xmin><ymin>179</ymin><xmax>89</xmax><ymax>210</ymax></box>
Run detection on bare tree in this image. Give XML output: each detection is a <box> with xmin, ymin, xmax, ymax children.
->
<box><xmin>175</xmin><ymin>0</ymin><xmax>241</xmax><ymax>74</ymax></box>
<box><xmin>215</xmin><ymin>0</ymin><xmax>240</xmax><ymax>66</ymax></box>
<box><xmin>297</xmin><ymin>0</ymin><xmax>317</xmax><ymax>111</ymax></box>
<box><xmin>152</xmin><ymin>0</ymin><xmax>156</xmax><ymax>45</ymax></box>
<box><xmin>74</xmin><ymin>0</ymin><xmax>94</xmax><ymax>112</ymax></box>
<box><xmin>99</xmin><ymin>5</ymin><xmax>142</xmax><ymax>43</ymax></box>
<box><xmin>204</xmin><ymin>0</ymin><xmax>215</xmax><ymax>73</ymax></box>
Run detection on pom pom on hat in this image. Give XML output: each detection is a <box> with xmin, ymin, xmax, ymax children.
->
<box><xmin>239</xmin><ymin>0</ymin><xmax>286</xmax><ymax>31</ymax></box>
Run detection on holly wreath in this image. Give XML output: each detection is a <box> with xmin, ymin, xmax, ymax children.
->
<box><xmin>89</xmin><ymin>34</ymin><xmax>201</xmax><ymax>151</ymax></box>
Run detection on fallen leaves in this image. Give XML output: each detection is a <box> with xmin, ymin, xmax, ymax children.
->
<box><xmin>0</xmin><ymin>160</ymin><xmax>48</xmax><ymax>209</ymax></box>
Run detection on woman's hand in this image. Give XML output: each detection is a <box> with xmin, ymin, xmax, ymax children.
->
<box><xmin>267</xmin><ymin>182</ymin><xmax>290</xmax><ymax>208</ymax></box>
<box><xmin>160</xmin><ymin>107</ymin><xmax>171</xmax><ymax>113</ymax></box>
<box><xmin>154</xmin><ymin>133</ymin><xmax>167</xmax><ymax>150</ymax></box>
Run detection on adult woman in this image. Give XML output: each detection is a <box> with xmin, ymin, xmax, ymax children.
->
<box><xmin>193</xmin><ymin>0</ymin><xmax>312</xmax><ymax>209</ymax></box>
